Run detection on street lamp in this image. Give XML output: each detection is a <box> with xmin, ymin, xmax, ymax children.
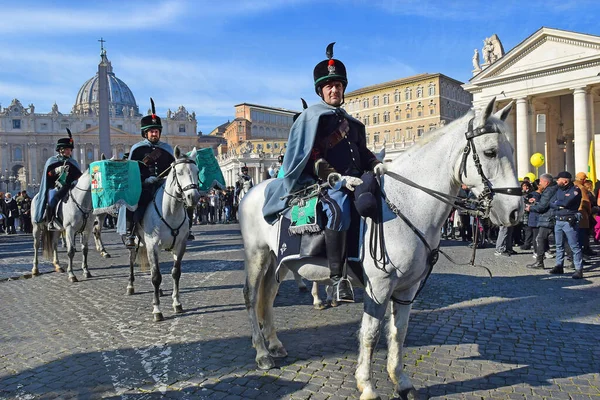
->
<box><xmin>1</xmin><ymin>169</ymin><xmax>16</xmax><ymax>193</ymax></box>
<box><xmin>28</xmin><ymin>178</ymin><xmax>40</xmax><ymax>195</ymax></box>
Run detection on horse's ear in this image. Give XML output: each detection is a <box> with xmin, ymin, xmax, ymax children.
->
<box><xmin>174</xmin><ymin>146</ymin><xmax>181</xmax><ymax>158</ymax></box>
<box><xmin>101</xmin><ymin>153</ymin><xmax>106</xmax><ymax>160</ymax></box>
<box><xmin>189</xmin><ymin>147</ymin><xmax>197</xmax><ymax>160</ymax></box>
<box><xmin>494</xmin><ymin>101</ymin><xmax>514</xmax><ymax>122</ymax></box>
<box><xmin>483</xmin><ymin>97</ymin><xmax>496</xmax><ymax>122</ymax></box>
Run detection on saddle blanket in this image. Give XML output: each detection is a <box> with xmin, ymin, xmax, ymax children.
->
<box><xmin>90</xmin><ymin>160</ymin><xmax>142</xmax><ymax>215</ymax></box>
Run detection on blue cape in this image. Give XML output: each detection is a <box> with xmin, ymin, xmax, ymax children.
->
<box><xmin>129</xmin><ymin>139</ymin><xmax>173</xmax><ymax>157</ymax></box>
<box><xmin>33</xmin><ymin>155</ymin><xmax>81</xmax><ymax>223</ymax></box>
<box><xmin>262</xmin><ymin>101</ymin><xmax>362</xmax><ymax>223</ymax></box>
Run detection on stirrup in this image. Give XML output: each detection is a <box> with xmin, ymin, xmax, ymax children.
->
<box><xmin>333</xmin><ymin>277</ymin><xmax>355</xmax><ymax>303</ymax></box>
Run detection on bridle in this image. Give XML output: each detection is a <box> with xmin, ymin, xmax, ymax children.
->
<box><xmin>153</xmin><ymin>157</ymin><xmax>199</xmax><ymax>251</ymax></box>
<box><xmin>372</xmin><ymin>116</ymin><xmax>522</xmax><ymax>305</ymax></box>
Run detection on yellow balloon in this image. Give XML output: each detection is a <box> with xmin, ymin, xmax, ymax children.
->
<box><xmin>530</xmin><ymin>153</ymin><xmax>545</xmax><ymax>168</ymax></box>
<box><xmin>524</xmin><ymin>172</ymin><xmax>536</xmax><ymax>182</ymax></box>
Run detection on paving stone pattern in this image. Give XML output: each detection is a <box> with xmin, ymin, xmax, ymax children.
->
<box><xmin>0</xmin><ymin>225</ymin><xmax>598</xmax><ymax>399</ymax></box>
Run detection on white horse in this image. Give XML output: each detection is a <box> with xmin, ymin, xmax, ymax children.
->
<box><xmin>128</xmin><ymin>146</ymin><xmax>201</xmax><ymax>322</ymax></box>
<box><xmin>92</xmin><ymin>213</ymin><xmax>113</xmax><ymax>258</ymax></box>
<box><xmin>31</xmin><ymin>172</ymin><xmax>95</xmax><ymax>282</ymax></box>
<box><xmin>240</xmin><ymin>98</ymin><xmax>522</xmax><ymax>399</ymax></box>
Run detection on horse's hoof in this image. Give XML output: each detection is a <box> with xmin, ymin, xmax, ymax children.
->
<box><xmin>31</xmin><ymin>268</ymin><xmax>40</xmax><ymax>276</ymax></box>
<box><xmin>153</xmin><ymin>313</ymin><xmax>164</xmax><ymax>322</ymax></box>
<box><xmin>55</xmin><ymin>265</ymin><xmax>65</xmax><ymax>273</ymax></box>
<box><xmin>159</xmin><ymin>289</ymin><xmax>165</xmax><ymax>297</ymax></box>
<box><xmin>359</xmin><ymin>387</ymin><xmax>381</xmax><ymax>400</ymax></box>
<box><xmin>268</xmin><ymin>346</ymin><xmax>288</xmax><ymax>358</ymax></box>
<box><xmin>126</xmin><ymin>287</ymin><xmax>135</xmax><ymax>295</ymax></box>
<box><xmin>256</xmin><ymin>355</ymin><xmax>275</xmax><ymax>370</ymax></box>
<box><xmin>84</xmin><ymin>271</ymin><xmax>92</xmax><ymax>279</ymax></box>
<box><xmin>397</xmin><ymin>387</ymin><xmax>419</xmax><ymax>400</ymax></box>
<box><xmin>298</xmin><ymin>286</ymin><xmax>309</xmax><ymax>293</ymax></box>
<box><xmin>313</xmin><ymin>303</ymin><xmax>326</xmax><ymax>310</ymax></box>
<box><xmin>101</xmin><ymin>252</ymin><xmax>111</xmax><ymax>259</ymax></box>
<box><xmin>174</xmin><ymin>305</ymin><xmax>184</xmax><ymax>314</ymax></box>
<box><xmin>68</xmin><ymin>276</ymin><xmax>78</xmax><ymax>283</ymax></box>
<box><xmin>330</xmin><ymin>300</ymin><xmax>339</xmax><ymax>308</ymax></box>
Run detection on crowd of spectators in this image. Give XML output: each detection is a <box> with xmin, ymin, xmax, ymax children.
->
<box><xmin>0</xmin><ymin>191</ymin><xmax>32</xmax><ymax>234</ymax></box>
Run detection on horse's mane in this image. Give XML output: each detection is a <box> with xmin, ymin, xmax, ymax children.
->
<box><xmin>399</xmin><ymin>110</ymin><xmax>475</xmax><ymax>157</ymax></box>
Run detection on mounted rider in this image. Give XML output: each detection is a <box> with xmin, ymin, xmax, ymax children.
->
<box><xmin>262</xmin><ymin>42</ymin><xmax>389</xmax><ymax>302</ymax></box>
<box><xmin>234</xmin><ymin>164</ymin><xmax>254</xmax><ymax>203</ymax></box>
<box><xmin>125</xmin><ymin>98</ymin><xmax>175</xmax><ymax>248</ymax></box>
<box><xmin>33</xmin><ymin>129</ymin><xmax>82</xmax><ymax>231</ymax></box>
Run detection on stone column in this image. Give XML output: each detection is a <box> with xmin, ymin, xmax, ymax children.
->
<box><xmin>93</xmin><ymin>147</ymin><xmax>99</xmax><ymax>162</ymax></box>
<box><xmin>80</xmin><ymin>147</ymin><xmax>85</xmax><ymax>166</ymax></box>
<box><xmin>1</xmin><ymin>143</ymin><xmax>8</xmax><ymax>173</ymax></box>
<box><xmin>28</xmin><ymin>144</ymin><xmax>38</xmax><ymax>187</ymax></box>
<box><xmin>566</xmin><ymin>139</ymin><xmax>575</xmax><ymax>173</ymax></box>
<box><xmin>573</xmin><ymin>88</ymin><xmax>590</xmax><ymax>174</ymax></box>
<box><xmin>516</xmin><ymin>98</ymin><xmax>531</xmax><ymax>178</ymax></box>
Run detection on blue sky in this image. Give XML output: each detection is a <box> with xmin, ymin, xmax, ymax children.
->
<box><xmin>1</xmin><ymin>0</ymin><xmax>599</xmax><ymax>134</ymax></box>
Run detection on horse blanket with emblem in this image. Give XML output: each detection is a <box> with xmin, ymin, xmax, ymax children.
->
<box><xmin>90</xmin><ymin>160</ymin><xmax>142</xmax><ymax>214</ymax></box>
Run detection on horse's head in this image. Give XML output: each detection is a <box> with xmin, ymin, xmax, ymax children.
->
<box><xmin>171</xmin><ymin>146</ymin><xmax>201</xmax><ymax>208</ymax></box>
<box><xmin>457</xmin><ymin>97</ymin><xmax>523</xmax><ymax>226</ymax></box>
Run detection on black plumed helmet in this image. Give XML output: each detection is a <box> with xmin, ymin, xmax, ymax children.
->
<box><xmin>56</xmin><ymin>128</ymin><xmax>75</xmax><ymax>151</ymax></box>
<box><xmin>313</xmin><ymin>42</ymin><xmax>348</xmax><ymax>95</ymax></box>
<box><xmin>140</xmin><ymin>98</ymin><xmax>163</xmax><ymax>137</ymax></box>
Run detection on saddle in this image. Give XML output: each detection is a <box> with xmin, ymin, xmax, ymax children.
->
<box><xmin>276</xmin><ymin>203</ymin><xmax>365</xmax><ymax>285</ymax></box>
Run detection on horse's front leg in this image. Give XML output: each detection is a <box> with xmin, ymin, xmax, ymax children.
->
<box><xmin>356</xmin><ymin>289</ymin><xmax>390</xmax><ymax>400</ymax></box>
<box><xmin>126</xmin><ymin>247</ymin><xmax>136</xmax><ymax>295</ymax></box>
<box><xmin>171</xmin><ymin>244</ymin><xmax>185</xmax><ymax>314</ymax></box>
<box><xmin>149</xmin><ymin>246</ymin><xmax>163</xmax><ymax>322</ymax></box>
<box><xmin>311</xmin><ymin>282</ymin><xmax>325</xmax><ymax>310</ymax></box>
<box><xmin>388</xmin><ymin>299</ymin><xmax>419</xmax><ymax>400</ymax></box>
<box><xmin>65</xmin><ymin>227</ymin><xmax>78</xmax><ymax>282</ymax></box>
<box><xmin>325</xmin><ymin>284</ymin><xmax>338</xmax><ymax>308</ymax></box>
<box><xmin>93</xmin><ymin>215</ymin><xmax>111</xmax><ymax>258</ymax></box>
<box><xmin>80</xmin><ymin>231</ymin><xmax>92</xmax><ymax>279</ymax></box>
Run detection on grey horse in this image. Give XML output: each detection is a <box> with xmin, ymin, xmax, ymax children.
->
<box><xmin>240</xmin><ymin>98</ymin><xmax>522</xmax><ymax>399</ymax></box>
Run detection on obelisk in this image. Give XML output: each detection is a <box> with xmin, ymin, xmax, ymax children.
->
<box><xmin>97</xmin><ymin>38</ymin><xmax>112</xmax><ymax>158</ymax></box>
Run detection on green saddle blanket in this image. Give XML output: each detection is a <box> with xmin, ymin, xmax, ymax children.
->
<box><xmin>90</xmin><ymin>160</ymin><xmax>142</xmax><ymax>214</ymax></box>
<box><xmin>289</xmin><ymin>196</ymin><xmax>321</xmax><ymax>235</ymax></box>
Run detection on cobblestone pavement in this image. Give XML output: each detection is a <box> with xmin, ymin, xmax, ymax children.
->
<box><xmin>0</xmin><ymin>224</ymin><xmax>599</xmax><ymax>399</ymax></box>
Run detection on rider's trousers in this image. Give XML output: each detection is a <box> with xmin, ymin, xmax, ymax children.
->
<box><xmin>321</xmin><ymin>188</ymin><xmax>351</xmax><ymax>231</ymax></box>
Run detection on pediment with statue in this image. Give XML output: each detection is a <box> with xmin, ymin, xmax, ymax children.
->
<box><xmin>470</xmin><ymin>27</ymin><xmax>600</xmax><ymax>83</ymax></box>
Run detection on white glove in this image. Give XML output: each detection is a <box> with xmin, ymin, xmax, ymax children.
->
<box><xmin>373</xmin><ymin>162</ymin><xmax>388</xmax><ymax>176</ymax></box>
<box><xmin>54</xmin><ymin>166</ymin><xmax>66</xmax><ymax>175</ymax></box>
<box><xmin>144</xmin><ymin>176</ymin><xmax>158</xmax><ymax>185</ymax></box>
<box><xmin>327</xmin><ymin>173</ymin><xmax>363</xmax><ymax>191</ymax></box>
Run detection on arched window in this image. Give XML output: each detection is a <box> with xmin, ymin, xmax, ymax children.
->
<box><xmin>383</xmin><ymin>94</ymin><xmax>390</xmax><ymax>105</ymax></box>
<box><xmin>373</xmin><ymin>96</ymin><xmax>379</xmax><ymax>107</ymax></box>
<box><xmin>416</xmin><ymin>86</ymin><xmax>423</xmax><ymax>98</ymax></box>
<box><xmin>394</xmin><ymin>90</ymin><xmax>400</xmax><ymax>103</ymax></box>
<box><xmin>363</xmin><ymin>98</ymin><xmax>369</xmax><ymax>109</ymax></box>
<box><xmin>428</xmin><ymin>83</ymin><xmax>436</xmax><ymax>96</ymax></box>
<box><xmin>405</xmin><ymin>88</ymin><xmax>412</xmax><ymax>101</ymax></box>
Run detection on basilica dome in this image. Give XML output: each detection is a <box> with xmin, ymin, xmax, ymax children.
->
<box><xmin>72</xmin><ymin>52</ymin><xmax>140</xmax><ymax>117</ymax></box>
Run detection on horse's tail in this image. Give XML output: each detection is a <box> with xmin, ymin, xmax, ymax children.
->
<box><xmin>136</xmin><ymin>243</ymin><xmax>150</xmax><ymax>272</ymax></box>
<box><xmin>42</xmin><ymin>228</ymin><xmax>55</xmax><ymax>261</ymax></box>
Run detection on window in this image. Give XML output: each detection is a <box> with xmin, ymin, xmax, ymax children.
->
<box><xmin>14</xmin><ymin>147</ymin><xmax>23</xmax><ymax>161</ymax></box>
<box><xmin>86</xmin><ymin>148</ymin><xmax>93</xmax><ymax>162</ymax></box>
<box><xmin>60</xmin><ymin>123</ymin><xmax>69</xmax><ymax>130</ymax></box>
<box><xmin>12</xmin><ymin>119</ymin><xmax>21</xmax><ymax>129</ymax></box>
<box><xmin>405</xmin><ymin>88</ymin><xmax>412</xmax><ymax>100</ymax></box>
<box><xmin>85</xmin><ymin>124</ymin><xmax>92</xmax><ymax>129</ymax></box>
<box><xmin>366</xmin><ymin>133</ymin><xmax>370</xmax><ymax>145</ymax></box>
<box><xmin>417</xmin><ymin>127</ymin><xmax>424</xmax><ymax>137</ymax></box>
<box><xmin>179</xmin><ymin>124</ymin><xmax>186</xmax><ymax>133</ymax></box>
<box><xmin>383</xmin><ymin>111</ymin><xmax>390</xmax><ymax>123</ymax></box>
<box><xmin>429</xmin><ymin>84</ymin><xmax>436</xmax><ymax>96</ymax></box>
<box><xmin>416</xmin><ymin>86</ymin><xmax>423</xmax><ymax>98</ymax></box>
<box><xmin>373</xmin><ymin>96</ymin><xmax>379</xmax><ymax>107</ymax></box>
<box><xmin>395</xmin><ymin>129</ymin><xmax>401</xmax><ymax>141</ymax></box>
<box><xmin>373</xmin><ymin>113</ymin><xmax>379</xmax><ymax>124</ymax></box>
<box><xmin>373</xmin><ymin>132</ymin><xmax>380</xmax><ymax>144</ymax></box>
<box><xmin>364</xmin><ymin>115</ymin><xmax>370</xmax><ymax>125</ymax></box>
<box><xmin>430</xmin><ymin>108</ymin><xmax>435</xmax><ymax>115</ymax></box>
<box><xmin>384</xmin><ymin>130</ymin><xmax>390</xmax><ymax>142</ymax></box>
<box><xmin>394</xmin><ymin>90</ymin><xmax>400</xmax><ymax>103</ymax></box>
<box><xmin>383</xmin><ymin>94</ymin><xmax>389</xmax><ymax>105</ymax></box>
<box><xmin>363</xmin><ymin>98</ymin><xmax>369</xmax><ymax>108</ymax></box>
<box><xmin>536</xmin><ymin>114</ymin><xmax>546</xmax><ymax>133</ymax></box>
<box><xmin>406</xmin><ymin>128</ymin><xmax>413</xmax><ymax>138</ymax></box>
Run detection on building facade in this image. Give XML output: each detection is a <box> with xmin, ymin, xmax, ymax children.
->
<box><xmin>463</xmin><ymin>28</ymin><xmax>600</xmax><ymax>177</ymax></box>
<box><xmin>218</xmin><ymin>103</ymin><xmax>297</xmax><ymax>186</ymax></box>
<box><xmin>0</xmin><ymin>51</ymin><xmax>199</xmax><ymax>195</ymax></box>
<box><xmin>344</xmin><ymin>73</ymin><xmax>472</xmax><ymax>159</ymax></box>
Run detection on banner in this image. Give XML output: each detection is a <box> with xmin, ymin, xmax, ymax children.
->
<box><xmin>588</xmin><ymin>140</ymin><xmax>597</xmax><ymax>190</ymax></box>
<box><xmin>193</xmin><ymin>148</ymin><xmax>226</xmax><ymax>191</ymax></box>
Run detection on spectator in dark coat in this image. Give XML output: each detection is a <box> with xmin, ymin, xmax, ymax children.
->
<box><xmin>4</xmin><ymin>193</ymin><xmax>19</xmax><ymax>234</ymax></box>
<box><xmin>526</xmin><ymin>174</ymin><xmax>558</xmax><ymax>269</ymax></box>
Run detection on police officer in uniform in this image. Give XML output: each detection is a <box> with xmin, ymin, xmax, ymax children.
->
<box><xmin>125</xmin><ymin>99</ymin><xmax>175</xmax><ymax>248</ymax></box>
<box><xmin>549</xmin><ymin>171</ymin><xmax>584</xmax><ymax>279</ymax></box>
<box><xmin>33</xmin><ymin>130</ymin><xmax>82</xmax><ymax>230</ymax></box>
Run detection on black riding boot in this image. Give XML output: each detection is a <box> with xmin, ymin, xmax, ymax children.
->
<box><xmin>125</xmin><ymin>210</ymin><xmax>136</xmax><ymax>249</ymax></box>
<box><xmin>325</xmin><ymin>228</ymin><xmax>354</xmax><ymax>302</ymax></box>
<box><xmin>46</xmin><ymin>203</ymin><xmax>61</xmax><ymax>231</ymax></box>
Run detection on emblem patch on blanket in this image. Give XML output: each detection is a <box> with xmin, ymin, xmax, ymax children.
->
<box><xmin>289</xmin><ymin>196</ymin><xmax>321</xmax><ymax>235</ymax></box>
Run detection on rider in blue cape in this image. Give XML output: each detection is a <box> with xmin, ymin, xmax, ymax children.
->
<box><xmin>125</xmin><ymin>98</ymin><xmax>175</xmax><ymax>248</ymax></box>
<box><xmin>234</xmin><ymin>164</ymin><xmax>254</xmax><ymax>205</ymax></box>
<box><xmin>262</xmin><ymin>42</ymin><xmax>389</xmax><ymax>301</ymax></box>
<box><xmin>33</xmin><ymin>130</ymin><xmax>82</xmax><ymax>230</ymax></box>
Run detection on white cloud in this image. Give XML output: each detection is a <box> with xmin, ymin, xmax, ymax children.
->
<box><xmin>0</xmin><ymin>0</ymin><xmax>186</xmax><ymax>33</ymax></box>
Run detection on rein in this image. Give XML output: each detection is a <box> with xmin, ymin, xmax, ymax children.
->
<box><xmin>372</xmin><ymin>117</ymin><xmax>521</xmax><ymax>305</ymax></box>
<box><xmin>152</xmin><ymin>157</ymin><xmax>198</xmax><ymax>252</ymax></box>
<box><xmin>64</xmin><ymin>181</ymin><xmax>92</xmax><ymax>235</ymax></box>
